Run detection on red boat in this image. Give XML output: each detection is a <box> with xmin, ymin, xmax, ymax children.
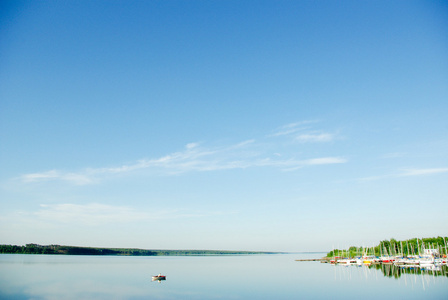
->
<box><xmin>152</xmin><ymin>274</ymin><xmax>166</xmax><ymax>281</ymax></box>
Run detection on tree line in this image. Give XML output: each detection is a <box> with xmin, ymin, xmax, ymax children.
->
<box><xmin>0</xmin><ymin>244</ymin><xmax>275</xmax><ymax>256</ymax></box>
<box><xmin>327</xmin><ymin>236</ymin><xmax>448</xmax><ymax>258</ymax></box>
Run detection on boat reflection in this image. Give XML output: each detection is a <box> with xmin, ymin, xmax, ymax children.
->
<box><xmin>332</xmin><ymin>261</ymin><xmax>448</xmax><ymax>279</ymax></box>
<box><xmin>374</xmin><ymin>262</ymin><xmax>447</xmax><ymax>279</ymax></box>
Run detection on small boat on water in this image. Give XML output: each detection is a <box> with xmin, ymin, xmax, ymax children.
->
<box><xmin>152</xmin><ymin>274</ymin><xmax>166</xmax><ymax>281</ymax></box>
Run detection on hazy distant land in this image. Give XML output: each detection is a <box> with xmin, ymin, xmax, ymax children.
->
<box><xmin>0</xmin><ymin>244</ymin><xmax>280</xmax><ymax>256</ymax></box>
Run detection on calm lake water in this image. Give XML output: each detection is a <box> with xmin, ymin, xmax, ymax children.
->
<box><xmin>0</xmin><ymin>253</ymin><xmax>447</xmax><ymax>299</ymax></box>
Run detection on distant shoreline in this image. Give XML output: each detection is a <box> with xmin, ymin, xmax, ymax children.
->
<box><xmin>295</xmin><ymin>257</ymin><xmax>331</xmax><ymax>262</ymax></box>
<box><xmin>0</xmin><ymin>244</ymin><xmax>282</xmax><ymax>256</ymax></box>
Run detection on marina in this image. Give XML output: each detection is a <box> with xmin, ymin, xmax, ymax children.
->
<box><xmin>323</xmin><ymin>252</ymin><xmax>448</xmax><ymax>279</ymax></box>
<box><xmin>323</xmin><ymin>238</ymin><xmax>448</xmax><ymax>267</ymax></box>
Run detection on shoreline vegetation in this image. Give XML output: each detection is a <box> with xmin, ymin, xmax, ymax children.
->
<box><xmin>294</xmin><ymin>236</ymin><xmax>448</xmax><ymax>262</ymax></box>
<box><xmin>0</xmin><ymin>244</ymin><xmax>280</xmax><ymax>256</ymax></box>
<box><xmin>325</xmin><ymin>236</ymin><xmax>448</xmax><ymax>258</ymax></box>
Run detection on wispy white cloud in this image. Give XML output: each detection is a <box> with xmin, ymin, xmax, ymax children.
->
<box><xmin>269</xmin><ymin>120</ymin><xmax>319</xmax><ymax>137</ymax></box>
<box><xmin>269</xmin><ymin>120</ymin><xmax>337</xmax><ymax>143</ymax></box>
<box><xmin>35</xmin><ymin>203</ymin><xmax>149</xmax><ymax>225</ymax></box>
<box><xmin>18</xmin><ymin>122</ymin><xmax>346</xmax><ymax>185</ymax></box>
<box><xmin>186</xmin><ymin>142</ymin><xmax>199</xmax><ymax>149</ymax></box>
<box><xmin>303</xmin><ymin>157</ymin><xmax>347</xmax><ymax>165</ymax></box>
<box><xmin>1</xmin><ymin>203</ymin><xmax>236</xmax><ymax>227</ymax></box>
<box><xmin>399</xmin><ymin>168</ymin><xmax>448</xmax><ymax>177</ymax></box>
<box><xmin>280</xmin><ymin>157</ymin><xmax>347</xmax><ymax>171</ymax></box>
<box><xmin>357</xmin><ymin>174</ymin><xmax>394</xmax><ymax>182</ymax></box>
<box><xmin>21</xmin><ymin>170</ymin><xmax>94</xmax><ymax>185</ymax></box>
<box><xmin>21</xmin><ymin>170</ymin><xmax>59</xmax><ymax>182</ymax></box>
<box><xmin>359</xmin><ymin>167</ymin><xmax>448</xmax><ymax>182</ymax></box>
<box><xmin>295</xmin><ymin>133</ymin><xmax>335</xmax><ymax>143</ymax></box>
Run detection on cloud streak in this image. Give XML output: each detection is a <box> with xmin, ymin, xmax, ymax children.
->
<box><xmin>22</xmin><ymin>170</ymin><xmax>94</xmax><ymax>185</ymax></box>
<box><xmin>269</xmin><ymin>121</ymin><xmax>337</xmax><ymax>143</ymax></box>
<box><xmin>359</xmin><ymin>167</ymin><xmax>448</xmax><ymax>182</ymax></box>
<box><xmin>269</xmin><ymin>120</ymin><xmax>318</xmax><ymax>137</ymax></box>
<box><xmin>18</xmin><ymin>122</ymin><xmax>347</xmax><ymax>185</ymax></box>
<box><xmin>399</xmin><ymin>168</ymin><xmax>448</xmax><ymax>176</ymax></box>
<box><xmin>35</xmin><ymin>203</ymin><xmax>150</xmax><ymax>225</ymax></box>
<box><xmin>295</xmin><ymin>133</ymin><xmax>335</xmax><ymax>143</ymax></box>
<box><xmin>2</xmin><ymin>203</ymin><xmax>235</xmax><ymax>227</ymax></box>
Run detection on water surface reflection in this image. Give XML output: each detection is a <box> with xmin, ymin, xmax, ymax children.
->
<box><xmin>331</xmin><ymin>261</ymin><xmax>448</xmax><ymax>293</ymax></box>
<box><xmin>0</xmin><ymin>254</ymin><xmax>447</xmax><ymax>299</ymax></box>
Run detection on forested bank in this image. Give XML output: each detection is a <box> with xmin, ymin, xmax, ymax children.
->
<box><xmin>0</xmin><ymin>244</ymin><xmax>276</xmax><ymax>256</ymax></box>
<box><xmin>327</xmin><ymin>236</ymin><xmax>448</xmax><ymax>258</ymax></box>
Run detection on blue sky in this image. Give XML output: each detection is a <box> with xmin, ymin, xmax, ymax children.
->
<box><xmin>1</xmin><ymin>0</ymin><xmax>447</xmax><ymax>251</ymax></box>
